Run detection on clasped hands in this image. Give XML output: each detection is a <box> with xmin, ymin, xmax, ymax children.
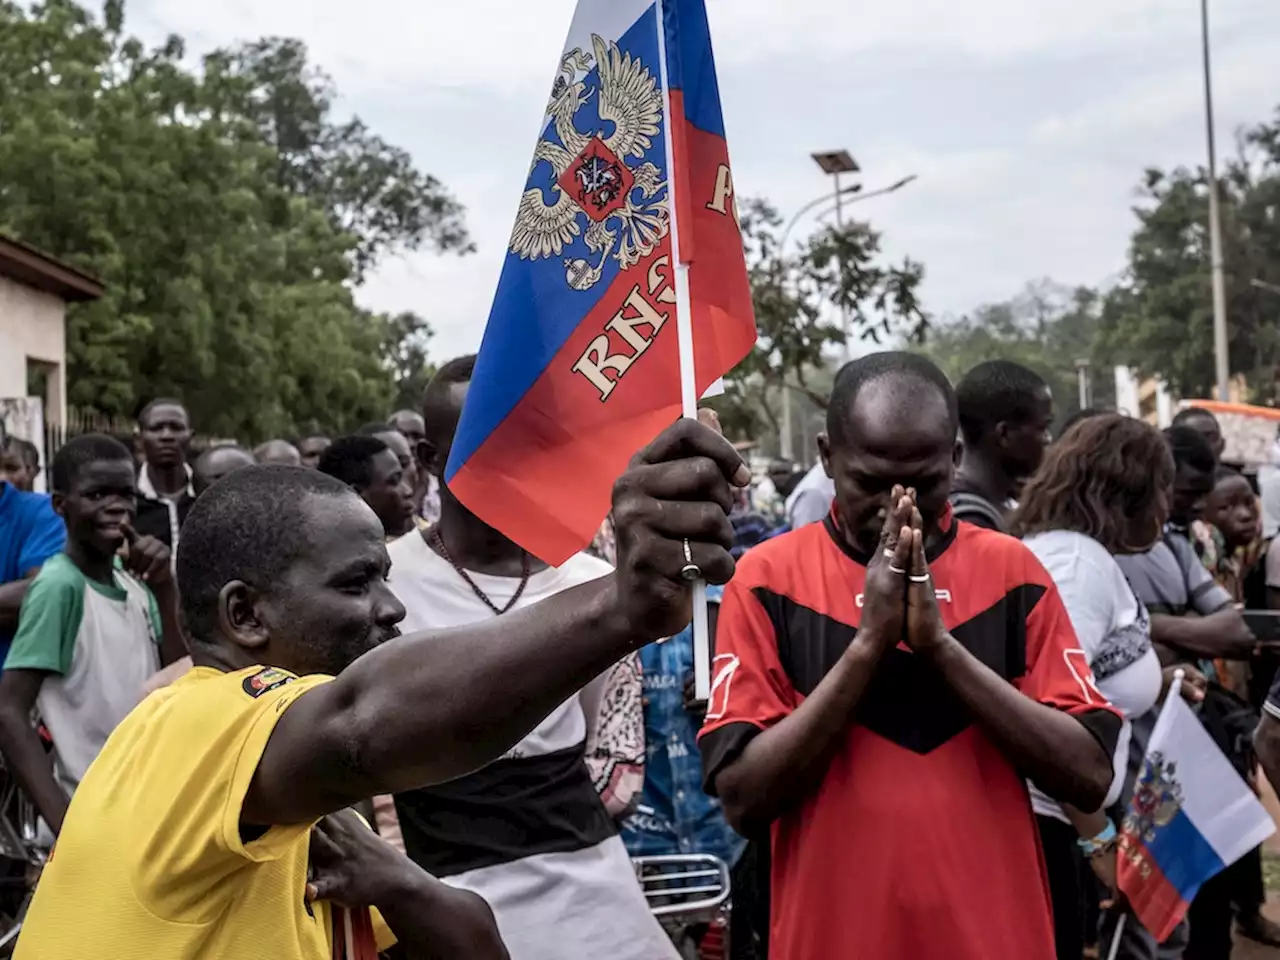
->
<box><xmin>855</xmin><ymin>485</ymin><xmax>949</xmax><ymax>658</ymax></box>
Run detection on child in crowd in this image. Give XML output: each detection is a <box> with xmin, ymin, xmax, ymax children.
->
<box><xmin>0</xmin><ymin>434</ymin><xmax>185</xmax><ymax>838</ymax></box>
<box><xmin>1199</xmin><ymin>467</ymin><xmax>1264</xmax><ymax>696</ymax></box>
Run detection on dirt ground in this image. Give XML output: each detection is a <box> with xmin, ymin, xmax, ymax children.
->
<box><xmin>1235</xmin><ymin>777</ymin><xmax>1280</xmax><ymax>958</ymax></box>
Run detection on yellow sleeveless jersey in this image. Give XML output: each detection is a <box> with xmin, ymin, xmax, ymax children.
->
<box><xmin>15</xmin><ymin>665</ymin><xmax>394</xmax><ymax>959</ymax></box>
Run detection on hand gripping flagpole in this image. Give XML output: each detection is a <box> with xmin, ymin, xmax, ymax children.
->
<box><xmin>654</xmin><ymin>0</ymin><xmax>713</xmax><ymax>701</ymax></box>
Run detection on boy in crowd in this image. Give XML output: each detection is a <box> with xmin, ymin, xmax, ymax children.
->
<box><xmin>357</xmin><ymin>422</ymin><xmax>424</xmax><ymax>528</ymax></box>
<box><xmin>0</xmin><ymin>435</ymin><xmax>185</xmax><ymax>836</ymax></box>
<box><xmin>951</xmin><ymin>360</ymin><xmax>1054</xmax><ymax>531</ymax></box>
<box><xmin>319</xmin><ymin>435</ymin><xmax>416</xmax><ymax>540</ymax></box>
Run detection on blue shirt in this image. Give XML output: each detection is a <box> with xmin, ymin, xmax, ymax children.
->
<box><xmin>0</xmin><ymin>482</ymin><xmax>66</xmax><ymax>653</ymax></box>
<box><xmin>621</xmin><ymin>585</ymin><xmax>745</xmax><ymax>867</ymax></box>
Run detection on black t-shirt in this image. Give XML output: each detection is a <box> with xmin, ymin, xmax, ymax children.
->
<box><xmin>133</xmin><ymin>492</ymin><xmax>194</xmax><ymax>550</ymax></box>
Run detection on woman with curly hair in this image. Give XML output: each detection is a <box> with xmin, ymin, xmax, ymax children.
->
<box><xmin>1010</xmin><ymin>413</ymin><xmax>1198</xmax><ymax>960</ymax></box>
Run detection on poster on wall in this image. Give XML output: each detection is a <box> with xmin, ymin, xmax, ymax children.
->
<box><xmin>0</xmin><ymin>397</ymin><xmax>47</xmax><ymax>492</ymax></box>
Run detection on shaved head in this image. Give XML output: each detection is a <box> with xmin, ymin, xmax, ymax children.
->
<box><xmin>193</xmin><ymin>444</ymin><xmax>255</xmax><ymax>496</ymax></box>
<box><xmin>819</xmin><ymin>352</ymin><xmax>958</xmax><ymax>554</ymax></box>
<box><xmin>254</xmin><ymin>439</ymin><xmax>301</xmax><ymax>467</ymax></box>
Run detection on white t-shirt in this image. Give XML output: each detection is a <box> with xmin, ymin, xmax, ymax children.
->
<box><xmin>5</xmin><ymin>554</ymin><xmax>161</xmax><ymax>796</ymax></box>
<box><xmin>785</xmin><ymin>463</ymin><xmax>835</xmax><ymax>528</ymax></box>
<box><xmin>1023</xmin><ymin>530</ymin><xmax>1162</xmax><ymax>822</ymax></box>
<box><xmin>385</xmin><ymin>532</ymin><xmax>676</xmax><ymax>960</ymax></box>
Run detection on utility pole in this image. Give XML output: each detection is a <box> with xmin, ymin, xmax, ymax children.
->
<box><xmin>1201</xmin><ymin>0</ymin><xmax>1230</xmax><ymax>401</ymax></box>
<box><xmin>780</xmin><ymin>380</ymin><xmax>792</xmax><ymax>462</ymax></box>
<box><xmin>1074</xmin><ymin>359</ymin><xmax>1092</xmax><ymax>410</ymax></box>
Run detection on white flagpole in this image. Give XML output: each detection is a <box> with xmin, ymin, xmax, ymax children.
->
<box><xmin>1105</xmin><ymin>669</ymin><xmax>1184</xmax><ymax>960</ymax></box>
<box><xmin>1105</xmin><ymin>914</ymin><xmax>1127</xmax><ymax>960</ymax></box>
<box><xmin>654</xmin><ymin>0</ymin><xmax>712</xmax><ymax>700</ymax></box>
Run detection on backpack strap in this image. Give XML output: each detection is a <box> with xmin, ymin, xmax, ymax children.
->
<box><xmin>949</xmin><ymin>491</ymin><xmax>1005</xmax><ymax>532</ymax></box>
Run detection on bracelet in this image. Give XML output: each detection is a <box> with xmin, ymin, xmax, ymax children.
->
<box><xmin>1077</xmin><ymin>820</ymin><xmax>1118</xmax><ymax>857</ymax></box>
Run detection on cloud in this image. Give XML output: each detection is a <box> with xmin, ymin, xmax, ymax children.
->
<box><xmin>128</xmin><ymin>0</ymin><xmax>1280</xmax><ymax>358</ymax></box>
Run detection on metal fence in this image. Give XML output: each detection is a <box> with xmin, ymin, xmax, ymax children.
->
<box><xmin>40</xmin><ymin>408</ymin><xmax>136</xmax><ymax>489</ymax></box>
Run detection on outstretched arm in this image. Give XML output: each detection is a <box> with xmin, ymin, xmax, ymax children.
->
<box><xmin>243</xmin><ymin>420</ymin><xmax>749</xmax><ymax>827</ymax></box>
<box><xmin>1149</xmin><ymin>608</ymin><xmax>1255</xmax><ymax>660</ymax></box>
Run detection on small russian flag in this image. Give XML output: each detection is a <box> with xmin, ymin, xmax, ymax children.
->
<box><xmin>1116</xmin><ymin>682</ymin><xmax>1275</xmax><ymax>942</ymax></box>
<box><xmin>331</xmin><ymin>905</ymin><xmax>379</xmax><ymax>960</ymax></box>
<box><xmin>445</xmin><ymin>0</ymin><xmax>756</xmax><ymax>565</ymax></box>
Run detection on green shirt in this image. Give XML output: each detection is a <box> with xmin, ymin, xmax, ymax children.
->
<box><xmin>6</xmin><ymin>554</ymin><xmax>161</xmax><ymax>795</ymax></box>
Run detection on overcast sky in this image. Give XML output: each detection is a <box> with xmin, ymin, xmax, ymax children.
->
<box><xmin>131</xmin><ymin>0</ymin><xmax>1280</xmax><ymax>360</ymax></box>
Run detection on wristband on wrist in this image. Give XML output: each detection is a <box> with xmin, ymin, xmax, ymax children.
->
<box><xmin>1077</xmin><ymin>820</ymin><xmax>1117</xmax><ymax>857</ymax></box>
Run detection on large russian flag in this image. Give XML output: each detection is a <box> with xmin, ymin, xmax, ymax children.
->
<box><xmin>445</xmin><ymin>0</ymin><xmax>757</xmax><ymax>565</ymax></box>
<box><xmin>1116</xmin><ymin>686</ymin><xmax>1275</xmax><ymax>941</ymax></box>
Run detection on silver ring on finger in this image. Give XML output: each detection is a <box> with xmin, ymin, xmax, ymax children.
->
<box><xmin>908</xmin><ymin>573</ymin><xmax>931</xmax><ymax>584</ymax></box>
<box><xmin>679</xmin><ymin>538</ymin><xmax>702</xmax><ymax>582</ymax></box>
<box><xmin>887</xmin><ymin>563</ymin><xmax>907</xmax><ymax>575</ymax></box>
<box><xmin>883</xmin><ymin>547</ymin><xmax>896</xmax><ymax>559</ymax></box>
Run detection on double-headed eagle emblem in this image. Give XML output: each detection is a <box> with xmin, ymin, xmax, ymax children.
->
<box><xmin>510</xmin><ymin>35</ymin><xmax>669</xmax><ymax>292</ymax></box>
<box><xmin>1125</xmin><ymin>751</ymin><xmax>1184</xmax><ymax>844</ymax></box>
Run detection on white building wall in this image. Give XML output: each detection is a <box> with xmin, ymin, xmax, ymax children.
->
<box><xmin>0</xmin><ymin>275</ymin><xmax>67</xmax><ymax>429</ymax></box>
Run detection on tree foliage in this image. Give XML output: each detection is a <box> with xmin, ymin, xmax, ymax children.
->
<box><xmin>381</xmin><ymin>311</ymin><xmax>438</xmax><ymax>413</ymax></box>
<box><xmin>714</xmin><ymin>197</ymin><xmax>927</xmax><ymax>441</ymax></box>
<box><xmin>1099</xmin><ymin>106</ymin><xmax>1280</xmax><ymax>401</ymax></box>
<box><xmin>201</xmin><ymin>38</ymin><xmax>473</xmax><ymax>282</ymax></box>
<box><xmin>917</xmin><ymin>280</ymin><xmax>1114</xmax><ymax>423</ymax></box>
<box><xmin>0</xmin><ymin>0</ymin><xmax>465</xmax><ymax>438</ymax></box>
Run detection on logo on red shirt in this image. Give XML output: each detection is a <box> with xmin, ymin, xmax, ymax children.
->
<box><xmin>705</xmin><ymin>654</ymin><xmax>741</xmax><ymax>722</ymax></box>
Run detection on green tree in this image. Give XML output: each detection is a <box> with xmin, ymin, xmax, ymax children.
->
<box><xmin>918</xmin><ymin>280</ymin><xmax>1113</xmax><ymax>422</ymax></box>
<box><xmin>1098</xmin><ymin>106</ymin><xmax>1280</xmax><ymax>400</ymax></box>
<box><xmin>715</xmin><ymin>197</ymin><xmax>927</xmax><ymax>442</ymax></box>
<box><xmin>0</xmin><ymin>0</ymin><xmax>468</xmax><ymax>439</ymax></box>
<box><xmin>381</xmin><ymin>311</ymin><xmax>437</xmax><ymax>413</ymax></box>
<box><xmin>201</xmin><ymin>38</ymin><xmax>474</xmax><ymax>282</ymax></box>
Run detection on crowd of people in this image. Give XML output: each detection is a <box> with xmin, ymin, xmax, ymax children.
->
<box><xmin>3</xmin><ymin>351</ymin><xmax>1280</xmax><ymax>959</ymax></box>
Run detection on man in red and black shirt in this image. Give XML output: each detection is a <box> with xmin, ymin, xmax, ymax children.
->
<box><xmin>699</xmin><ymin>352</ymin><xmax>1120</xmax><ymax>960</ymax></box>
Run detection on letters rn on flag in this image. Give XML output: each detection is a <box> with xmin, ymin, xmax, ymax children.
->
<box><xmin>1116</xmin><ymin>683</ymin><xmax>1275</xmax><ymax>942</ymax></box>
<box><xmin>445</xmin><ymin>0</ymin><xmax>757</xmax><ymax>565</ymax></box>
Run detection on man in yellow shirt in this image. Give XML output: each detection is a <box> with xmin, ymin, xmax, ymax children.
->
<box><xmin>16</xmin><ymin>419</ymin><xmax>746</xmax><ymax>958</ymax></box>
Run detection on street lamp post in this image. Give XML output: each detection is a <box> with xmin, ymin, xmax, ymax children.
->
<box><xmin>812</xmin><ymin>151</ymin><xmax>860</xmax><ymax>361</ymax></box>
<box><xmin>774</xmin><ymin>158</ymin><xmax>917</xmax><ymax>456</ymax></box>
<box><xmin>1201</xmin><ymin>0</ymin><xmax>1230</xmax><ymax>402</ymax></box>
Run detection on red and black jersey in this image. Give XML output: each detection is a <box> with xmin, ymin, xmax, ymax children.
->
<box><xmin>698</xmin><ymin>513</ymin><xmax>1121</xmax><ymax>960</ymax></box>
